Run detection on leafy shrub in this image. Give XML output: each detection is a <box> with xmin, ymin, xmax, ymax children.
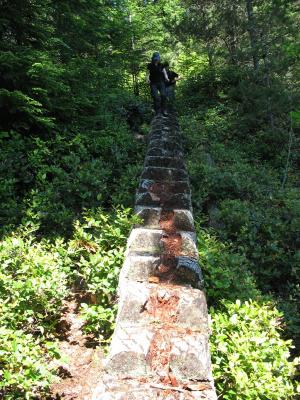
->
<box><xmin>111</xmin><ymin>164</ymin><xmax>142</xmax><ymax>207</ymax></box>
<box><xmin>0</xmin><ymin>232</ymin><xmax>70</xmax><ymax>333</ymax></box>
<box><xmin>182</xmin><ymin>98</ymin><xmax>300</xmax><ymax>344</ymax></box>
<box><xmin>0</xmin><ymin>328</ymin><xmax>60</xmax><ymax>400</ymax></box>
<box><xmin>177</xmin><ymin>43</ymin><xmax>300</xmax><ymax>400</ymax></box>
<box><xmin>197</xmin><ymin>224</ymin><xmax>259</xmax><ymax>304</ymax></box>
<box><xmin>211</xmin><ymin>300</ymin><xmax>299</xmax><ymax>399</ymax></box>
<box><xmin>0</xmin><ymin>229</ymin><xmax>69</xmax><ymax>397</ymax></box>
<box><xmin>0</xmin><ymin>207</ymin><xmax>138</xmax><ymax>396</ymax></box>
<box><xmin>68</xmin><ymin>207</ymin><xmax>140</xmax><ymax>341</ymax></box>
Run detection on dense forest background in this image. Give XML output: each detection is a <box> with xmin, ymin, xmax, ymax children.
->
<box><xmin>0</xmin><ymin>0</ymin><xmax>299</xmax><ymax>398</ymax></box>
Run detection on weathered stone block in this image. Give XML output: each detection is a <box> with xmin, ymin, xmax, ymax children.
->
<box><xmin>135</xmin><ymin>192</ymin><xmax>192</xmax><ymax>210</ymax></box>
<box><xmin>146</xmin><ymin>147</ymin><xmax>183</xmax><ymax>158</ymax></box>
<box><xmin>173</xmin><ymin>209</ymin><xmax>195</xmax><ymax>231</ymax></box>
<box><xmin>141</xmin><ymin>167</ymin><xmax>188</xmax><ymax>182</ymax></box>
<box><xmin>126</xmin><ymin>228</ymin><xmax>162</xmax><ymax>254</ymax></box>
<box><xmin>169</xmin><ymin>333</ymin><xmax>212</xmax><ymax>381</ymax></box>
<box><xmin>116</xmin><ymin>281</ymin><xmax>150</xmax><ymax>324</ymax></box>
<box><xmin>145</xmin><ymin>156</ymin><xmax>186</xmax><ymax>170</ymax></box>
<box><xmin>127</xmin><ymin>228</ymin><xmax>197</xmax><ymax>258</ymax></box>
<box><xmin>151</xmin><ymin>127</ymin><xmax>180</xmax><ymax>135</ymax></box>
<box><xmin>149</xmin><ymin>133</ymin><xmax>181</xmax><ymax>143</ymax></box>
<box><xmin>92</xmin><ymin>377</ymin><xmax>217</xmax><ymax>400</ymax></box>
<box><xmin>134</xmin><ymin>207</ymin><xmax>195</xmax><ymax>231</ymax></box>
<box><xmin>119</xmin><ymin>254</ymin><xmax>160</xmax><ymax>283</ymax></box>
<box><xmin>148</xmin><ymin>139</ymin><xmax>182</xmax><ymax>152</ymax></box>
<box><xmin>97</xmin><ymin>113</ymin><xmax>217</xmax><ymax>400</ymax></box>
<box><xmin>105</xmin><ymin>326</ymin><xmax>154</xmax><ymax>377</ymax></box>
<box><xmin>180</xmin><ymin>232</ymin><xmax>197</xmax><ymax>255</ymax></box>
<box><xmin>134</xmin><ymin>206</ymin><xmax>162</xmax><ymax>228</ymax></box>
<box><xmin>161</xmin><ymin>194</ymin><xmax>192</xmax><ymax>210</ymax></box>
<box><xmin>137</xmin><ymin>180</ymin><xmax>191</xmax><ymax>196</ymax></box>
<box><xmin>175</xmin><ymin>285</ymin><xmax>208</xmax><ymax>326</ymax></box>
<box><xmin>116</xmin><ymin>281</ymin><xmax>209</xmax><ymax>330</ymax></box>
<box><xmin>160</xmin><ymin>231</ymin><xmax>198</xmax><ymax>259</ymax></box>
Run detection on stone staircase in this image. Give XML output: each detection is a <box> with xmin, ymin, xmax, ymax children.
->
<box><xmin>92</xmin><ymin>114</ymin><xmax>217</xmax><ymax>400</ymax></box>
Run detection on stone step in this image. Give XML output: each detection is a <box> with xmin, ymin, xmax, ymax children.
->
<box><xmin>151</xmin><ymin>118</ymin><xmax>179</xmax><ymax>129</ymax></box>
<box><xmin>126</xmin><ymin>228</ymin><xmax>198</xmax><ymax>259</ymax></box>
<box><xmin>98</xmin><ymin>112</ymin><xmax>217</xmax><ymax>400</ymax></box>
<box><xmin>138</xmin><ymin>179</ymin><xmax>191</xmax><ymax>196</ymax></box>
<box><xmin>92</xmin><ymin>376</ymin><xmax>217</xmax><ymax>400</ymax></box>
<box><xmin>141</xmin><ymin>167</ymin><xmax>189</xmax><ymax>182</ymax></box>
<box><xmin>149</xmin><ymin>132</ymin><xmax>182</xmax><ymax>142</ymax></box>
<box><xmin>116</xmin><ymin>281</ymin><xmax>208</xmax><ymax>330</ymax></box>
<box><xmin>119</xmin><ymin>253</ymin><xmax>203</xmax><ymax>289</ymax></box>
<box><xmin>135</xmin><ymin>206</ymin><xmax>195</xmax><ymax>231</ymax></box>
<box><xmin>146</xmin><ymin>147</ymin><xmax>184</xmax><ymax>158</ymax></box>
<box><xmin>149</xmin><ymin>131</ymin><xmax>181</xmax><ymax>141</ymax></box>
<box><xmin>150</xmin><ymin>125</ymin><xmax>180</xmax><ymax>134</ymax></box>
<box><xmin>119</xmin><ymin>254</ymin><xmax>161</xmax><ymax>283</ymax></box>
<box><xmin>145</xmin><ymin>156</ymin><xmax>186</xmax><ymax>170</ymax></box>
<box><xmin>135</xmin><ymin>192</ymin><xmax>192</xmax><ymax>210</ymax></box>
<box><xmin>104</xmin><ymin>325</ymin><xmax>212</xmax><ymax>382</ymax></box>
<box><xmin>148</xmin><ymin>139</ymin><xmax>182</xmax><ymax>152</ymax></box>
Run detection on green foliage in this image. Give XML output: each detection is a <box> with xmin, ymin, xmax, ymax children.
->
<box><xmin>180</xmin><ymin>99</ymin><xmax>300</xmax><ymax>343</ymax></box>
<box><xmin>0</xmin><ymin>116</ymin><xmax>144</xmax><ymax>235</ymax></box>
<box><xmin>80</xmin><ymin>303</ymin><xmax>117</xmax><ymax>343</ymax></box>
<box><xmin>69</xmin><ymin>207</ymin><xmax>139</xmax><ymax>340</ymax></box>
<box><xmin>197</xmin><ymin>225</ymin><xmax>259</xmax><ymax>304</ymax></box>
<box><xmin>177</xmin><ymin>6</ymin><xmax>300</xmax><ymax>392</ymax></box>
<box><xmin>0</xmin><ymin>229</ymin><xmax>68</xmax><ymax>397</ymax></box>
<box><xmin>183</xmin><ymin>104</ymin><xmax>300</xmax><ymax>399</ymax></box>
<box><xmin>0</xmin><ymin>1</ymin><xmax>151</xmax><ymax>395</ymax></box>
<box><xmin>0</xmin><ymin>0</ymin><xmax>299</xmax><ymax>398</ymax></box>
<box><xmin>211</xmin><ymin>300</ymin><xmax>299</xmax><ymax>399</ymax></box>
<box><xmin>0</xmin><ymin>328</ymin><xmax>59</xmax><ymax>400</ymax></box>
<box><xmin>196</xmin><ymin>221</ymin><xmax>300</xmax><ymax>399</ymax></box>
<box><xmin>0</xmin><ymin>207</ymin><xmax>137</xmax><ymax>397</ymax></box>
<box><xmin>0</xmin><ymin>232</ymin><xmax>70</xmax><ymax>333</ymax></box>
<box><xmin>69</xmin><ymin>207</ymin><xmax>139</xmax><ymax>341</ymax></box>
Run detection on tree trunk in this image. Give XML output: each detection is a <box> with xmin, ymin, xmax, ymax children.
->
<box><xmin>129</xmin><ymin>13</ymin><xmax>139</xmax><ymax>96</ymax></box>
<box><xmin>245</xmin><ymin>0</ymin><xmax>259</xmax><ymax>72</ymax></box>
<box><xmin>225</xmin><ymin>4</ymin><xmax>238</xmax><ymax>66</ymax></box>
<box><xmin>206</xmin><ymin>43</ymin><xmax>214</xmax><ymax>68</ymax></box>
<box><xmin>263</xmin><ymin>58</ymin><xmax>274</xmax><ymax>129</ymax></box>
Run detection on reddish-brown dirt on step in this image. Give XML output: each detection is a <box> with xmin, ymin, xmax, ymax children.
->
<box><xmin>149</xmin><ymin>182</ymin><xmax>172</xmax><ymax>203</ymax></box>
<box><xmin>146</xmin><ymin>331</ymin><xmax>171</xmax><ymax>378</ymax></box>
<box><xmin>161</xmin><ymin>233</ymin><xmax>182</xmax><ymax>256</ymax></box>
<box><xmin>159</xmin><ymin>210</ymin><xmax>176</xmax><ymax>233</ymax></box>
<box><xmin>142</xmin><ymin>286</ymin><xmax>179</xmax><ymax>324</ymax></box>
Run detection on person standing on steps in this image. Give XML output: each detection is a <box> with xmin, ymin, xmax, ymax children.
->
<box><xmin>164</xmin><ymin>62</ymin><xmax>181</xmax><ymax>105</ymax></box>
<box><xmin>147</xmin><ymin>52</ymin><xmax>169</xmax><ymax>117</ymax></box>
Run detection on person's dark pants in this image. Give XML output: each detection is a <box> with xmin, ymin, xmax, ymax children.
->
<box><xmin>150</xmin><ymin>81</ymin><xmax>167</xmax><ymax>114</ymax></box>
<box><xmin>166</xmin><ymin>85</ymin><xmax>175</xmax><ymax>101</ymax></box>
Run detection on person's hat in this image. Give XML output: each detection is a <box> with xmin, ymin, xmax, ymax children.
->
<box><xmin>152</xmin><ymin>52</ymin><xmax>161</xmax><ymax>62</ymax></box>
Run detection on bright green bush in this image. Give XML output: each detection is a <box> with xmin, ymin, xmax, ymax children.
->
<box><xmin>0</xmin><ymin>230</ymin><xmax>68</xmax><ymax>398</ymax></box>
<box><xmin>0</xmin><ymin>231</ymin><xmax>71</xmax><ymax>333</ymax></box>
<box><xmin>210</xmin><ymin>300</ymin><xmax>300</xmax><ymax>400</ymax></box>
<box><xmin>0</xmin><ymin>328</ymin><xmax>59</xmax><ymax>400</ymax></box>
<box><xmin>69</xmin><ymin>207</ymin><xmax>140</xmax><ymax>341</ymax></box>
<box><xmin>197</xmin><ymin>225</ymin><xmax>260</xmax><ymax>304</ymax></box>
<box><xmin>177</xmin><ymin>26</ymin><xmax>300</xmax><ymax>400</ymax></box>
<box><xmin>0</xmin><ymin>207</ymin><xmax>138</xmax><ymax>397</ymax></box>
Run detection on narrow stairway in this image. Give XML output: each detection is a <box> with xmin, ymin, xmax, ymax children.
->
<box><xmin>92</xmin><ymin>113</ymin><xmax>217</xmax><ymax>400</ymax></box>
